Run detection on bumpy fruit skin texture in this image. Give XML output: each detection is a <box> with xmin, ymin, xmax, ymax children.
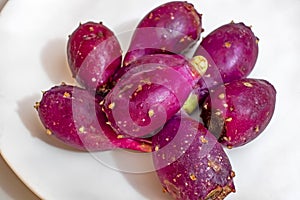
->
<box><xmin>67</xmin><ymin>22</ymin><xmax>122</xmax><ymax>94</ymax></box>
<box><xmin>193</xmin><ymin>22</ymin><xmax>258</xmax><ymax>103</ymax></box>
<box><xmin>36</xmin><ymin>84</ymin><xmax>151</xmax><ymax>152</ymax></box>
<box><xmin>103</xmin><ymin>54</ymin><xmax>201</xmax><ymax>138</ymax></box>
<box><xmin>152</xmin><ymin>114</ymin><xmax>235</xmax><ymax>200</ymax></box>
<box><xmin>123</xmin><ymin>1</ymin><xmax>202</xmax><ymax>66</ymax></box>
<box><xmin>201</xmin><ymin>78</ymin><xmax>276</xmax><ymax>148</ymax></box>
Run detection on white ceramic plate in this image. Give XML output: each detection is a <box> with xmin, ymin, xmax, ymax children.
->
<box><xmin>0</xmin><ymin>0</ymin><xmax>300</xmax><ymax>199</ymax></box>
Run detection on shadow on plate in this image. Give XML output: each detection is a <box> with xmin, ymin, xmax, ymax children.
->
<box><xmin>121</xmin><ymin>170</ymin><xmax>173</xmax><ymax>200</ymax></box>
<box><xmin>16</xmin><ymin>93</ymin><xmax>81</xmax><ymax>152</ymax></box>
<box><xmin>113</xmin><ymin>18</ymin><xmax>139</xmax><ymax>52</ymax></box>
<box><xmin>17</xmin><ymin>37</ymin><xmax>82</xmax><ymax>151</ymax></box>
<box><xmin>102</xmin><ymin>150</ymin><xmax>173</xmax><ymax>200</ymax></box>
<box><xmin>40</xmin><ymin>38</ymin><xmax>75</xmax><ymax>85</ymax></box>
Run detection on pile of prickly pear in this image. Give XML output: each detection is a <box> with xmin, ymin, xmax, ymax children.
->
<box><xmin>34</xmin><ymin>1</ymin><xmax>276</xmax><ymax>199</ymax></box>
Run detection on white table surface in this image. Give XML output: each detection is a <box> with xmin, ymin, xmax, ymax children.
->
<box><xmin>0</xmin><ymin>0</ymin><xmax>35</xmax><ymax>198</ymax></box>
<box><xmin>1</xmin><ymin>2</ymin><xmax>39</xmax><ymax>199</ymax></box>
<box><xmin>0</xmin><ymin>0</ymin><xmax>39</xmax><ymax>200</ymax></box>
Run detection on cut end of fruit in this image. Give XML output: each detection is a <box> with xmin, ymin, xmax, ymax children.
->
<box><xmin>183</xmin><ymin>93</ymin><xmax>199</xmax><ymax>114</ymax></box>
<box><xmin>191</xmin><ymin>55</ymin><xmax>208</xmax><ymax>76</ymax></box>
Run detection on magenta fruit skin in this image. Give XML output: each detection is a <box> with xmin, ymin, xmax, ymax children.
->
<box><xmin>196</xmin><ymin>22</ymin><xmax>258</xmax><ymax>83</ymax></box>
<box><xmin>36</xmin><ymin>84</ymin><xmax>151</xmax><ymax>152</ymax></box>
<box><xmin>103</xmin><ymin>54</ymin><xmax>201</xmax><ymax>138</ymax></box>
<box><xmin>193</xmin><ymin>22</ymin><xmax>259</xmax><ymax>103</ymax></box>
<box><xmin>67</xmin><ymin>21</ymin><xmax>122</xmax><ymax>94</ymax></box>
<box><xmin>201</xmin><ymin>78</ymin><xmax>276</xmax><ymax>148</ymax></box>
<box><xmin>152</xmin><ymin>113</ymin><xmax>235</xmax><ymax>200</ymax></box>
<box><xmin>123</xmin><ymin>1</ymin><xmax>202</xmax><ymax>66</ymax></box>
